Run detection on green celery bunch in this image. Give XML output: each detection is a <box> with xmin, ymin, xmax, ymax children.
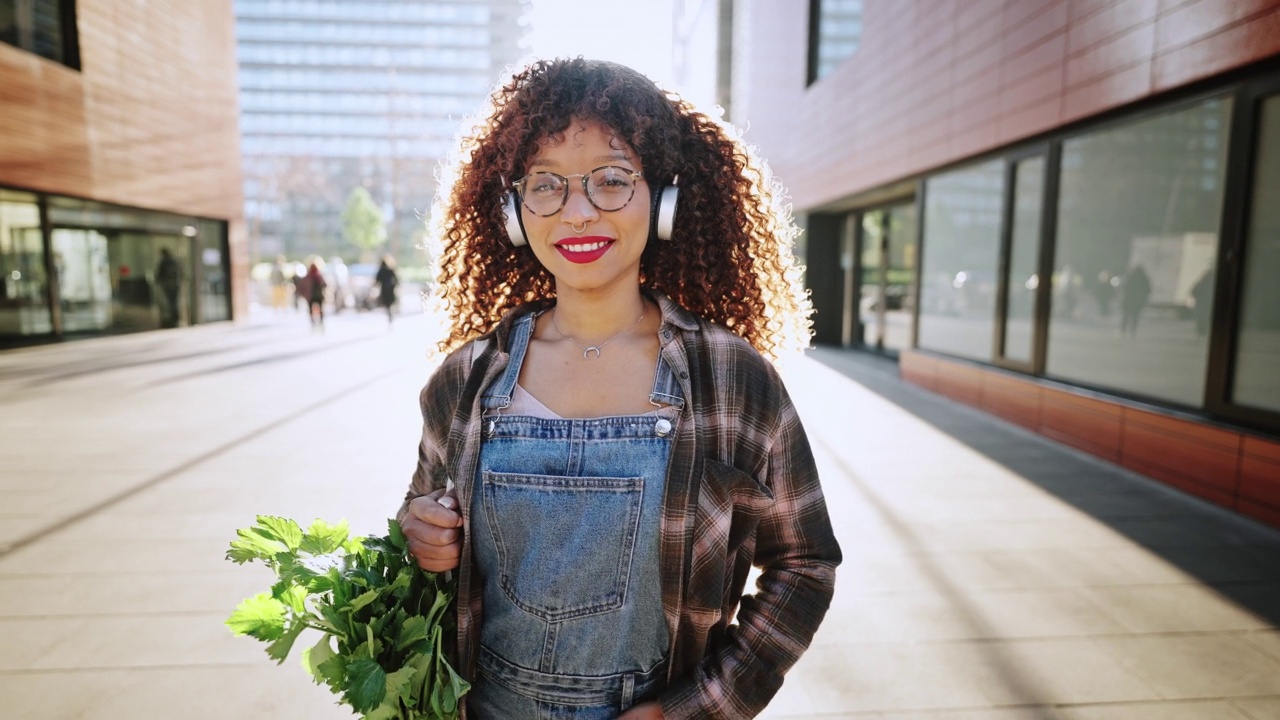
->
<box><xmin>225</xmin><ymin>516</ymin><xmax>468</xmax><ymax>720</ymax></box>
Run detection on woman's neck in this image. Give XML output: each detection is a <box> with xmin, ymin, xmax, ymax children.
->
<box><xmin>550</xmin><ymin>286</ymin><xmax>648</xmax><ymax>341</ymax></box>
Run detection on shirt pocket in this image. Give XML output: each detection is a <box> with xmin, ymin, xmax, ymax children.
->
<box><xmin>482</xmin><ymin>471</ymin><xmax>645</xmax><ymax>621</ymax></box>
<box><xmin>687</xmin><ymin>459</ymin><xmax>776</xmax><ymax>626</ymax></box>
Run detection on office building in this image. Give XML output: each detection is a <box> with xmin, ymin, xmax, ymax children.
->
<box><xmin>726</xmin><ymin>0</ymin><xmax>1280</xmax><ymax>528</ymax></box>
<box><xmin>0</xmin><ymin>0</ymin><xmax>243</xmax><ymax>345</ymax></box>
<box><xmin>235</xmin><ymin>0</ymin><xmax>529</xmax><ymax>263</ymax></box>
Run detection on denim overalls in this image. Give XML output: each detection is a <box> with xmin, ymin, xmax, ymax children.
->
<box><xmin>467</xmin><ymin>312</ymin><xmax>683</xmax><ymax>719</ymax></box>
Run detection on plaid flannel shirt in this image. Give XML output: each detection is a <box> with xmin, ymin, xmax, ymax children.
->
<box><xmin>400</xmin><ymin>291</ymin><xmax>841</xmax><ymax>719</ymax></box>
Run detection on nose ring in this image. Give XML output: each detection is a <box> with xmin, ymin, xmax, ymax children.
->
<box><xmin>571</xmin><ymin>222</ymin><xmax>587</xmax><ymax>234</ymax></box>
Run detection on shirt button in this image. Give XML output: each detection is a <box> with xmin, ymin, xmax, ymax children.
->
<box><xmin>679</xmin><ymin>371</ymin><xmax>688</xmax><ymax>379</ymax></box>
<box><xmin>655</xmin><ymin>418</ymin><xmax>673</xmax><ymax>436</ymax></box>
<box><xmin>661</xmin><ymin>330</ymin><xmax>672</xmax><ymax>340</ymax></box>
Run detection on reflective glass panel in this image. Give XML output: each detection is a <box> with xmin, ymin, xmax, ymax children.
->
<box><xmin>810</xmin><ymin>0</ymin><xmax>863</xmax><ymax>82</ymax></box>
<box><xmin>0</xmin><ymin>195</ymin><xmax>52</xmax><ymax>336</ymax></box>
<box><xmin>197</xmin><ymin>219</ymin><xmax>231</xmax><ymax>322</ymax></box>
<box><xmin>1232</xmin><ymin>94</ymin><xmax>1280</xmax><ymax>413</ymax></box>
<box><xmin>52</xmin><ymin>229</ymin><xmax>114</xmax><ymax>333</ymax></box>
<box><xmin>918</xmin><ymin>159</ymin><xmax>1004</xmax><ymax>360</ymax></box>
<box><xmin>1003</xmin><ymin>156</ymin><xmax>1045</xmax><ymax>364</ymax></box>
<box><xmin>883</xmin><ymin>202</ymin><xmax>917</xmax><ymax>352</ymax></box>
<box><xmin>1046</xmin><ymin>98</ymin><xmax>1231</xmax><ymax>406</ymax></box>
<box><xmin>859</xmin><ymin>211</ymin><xmax>883</xmax><ymax>347</ymax></box>
<box><xmin>0</xmin><ymin>0</ymin><xmax>72</xmax><ymax>66</ymax></box>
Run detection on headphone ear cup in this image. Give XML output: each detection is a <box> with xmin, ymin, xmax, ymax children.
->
<box><xmin>650</xmin><ymin>177</ymin><xmax>679</xmax><ymax>242</ymax></box>
<box><xmin>502</xmin><ymin>191</ymin><xmax>528</xmax><ymax>247</ymax></box>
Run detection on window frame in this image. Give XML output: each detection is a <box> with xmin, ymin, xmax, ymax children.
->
<box><xmin>1204</xmin><ymin>75</ymin><xmax>1280</xmax><ymax>430</ymax></box>
<box><xmin>0</xmin><ymin>0</ymin><xmax>80</xmax><ymax>70</ymax></box>
<box><xmin>806</xmin><ymin>0</ymin><xmax>862</xmax><ymax>86</ymax></box>
<box><xmin>902</xmin><ymin>71</ymin><xmax>1280</xmax><ymax>436</ymax></box>
<box><xmin>993</xmin><ymin>144</ymin><xmax>1055</xmax><ymax>374</ymax></box>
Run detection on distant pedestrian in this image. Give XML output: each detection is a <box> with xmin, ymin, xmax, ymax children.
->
<box><xmin>374</xmin><ymin>255</ymin><xmax>399</xmax><ymax>326</ymax></box>
<box><xmin>155</xmin><ymin>248</ymin><xmax>182</xmax><ymax>328</ymax></box>
<box><xmin>305</xmin><ymin>262</ymin><xmax>327</xmax><ymax>332</ymax></box>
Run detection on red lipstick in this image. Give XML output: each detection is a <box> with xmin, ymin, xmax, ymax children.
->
<box><xmin>554</xmin><ymin>235</ymin><xmax>614</xmax><ymax>264</ymax></box>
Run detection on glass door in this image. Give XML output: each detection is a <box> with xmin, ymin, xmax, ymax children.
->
<box><xmin>883</xmin><ymin>202</ymin><xmax>918</xmax><ymax>352</ymax></box>
<box><xmin>857</xmin><ymin>201</ymin><xmax>918</xmax><ymax>352</ymax></box>
<box><xmin>0</xmin><ymin>194</ymin><xmax>53</xmax><ymax>337</ymax></box>
<box><xmin>997</xmin><ymin>154</ymin><xmax>1047</xmax><ymax>368</ymax></box>
<box><xmin>51</xmin><ymin>228</ymin><xmax>113</xmax><ymax>333</ymax></box>
<box><xmin>859</xmin><ymin>210</ymin><xmax>884</xmax><ymax>347</ymax></box>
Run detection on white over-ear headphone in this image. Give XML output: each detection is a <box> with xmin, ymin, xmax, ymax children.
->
<box><xmin>502</xmin><ymin>176</ymin><xmax>680</xmax><ymax>247</ymax></box>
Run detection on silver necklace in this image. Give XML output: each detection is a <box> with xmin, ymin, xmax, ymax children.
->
<box><xmin>550</xmin><ymin>306</ymin><xmax>646</xmax><ymax>359</ymax></box>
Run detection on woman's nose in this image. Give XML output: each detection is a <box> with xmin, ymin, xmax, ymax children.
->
<box><xmin>560</xmin><ymin>183</ymin><xmax>599</xmax><ymax>225</ymax></box>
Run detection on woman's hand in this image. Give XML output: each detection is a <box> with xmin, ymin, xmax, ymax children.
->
<box><xmin>617</xmin><ymin>701</ymin><xmax>664</xmax><ymax>719</ymax></box>
<box><xmin>403</xmin><ymin>488</ymin><xmax>463</xmax><ymax>572</ymax></box>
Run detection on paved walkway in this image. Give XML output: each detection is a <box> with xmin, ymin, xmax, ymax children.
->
<box><xmin>1</xmin><ymin>312</ymin><xmax>1278</xmax><ymax>719</ymax></box>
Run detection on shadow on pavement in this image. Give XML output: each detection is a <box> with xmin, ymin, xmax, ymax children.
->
<box><xmin>808</xmin><ymin>345</ymin><xmax>1280</xmax><ymax>629</ymax></box>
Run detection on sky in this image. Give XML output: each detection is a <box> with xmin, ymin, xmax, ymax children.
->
<box><xmin>524</xmin><ymin>0</ymin><xmax>677</xmax><ymax>89</ymax></box>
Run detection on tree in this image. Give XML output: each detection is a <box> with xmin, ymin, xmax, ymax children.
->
<box><xmin>341</xmin><ymin>187</ymin><xmax>386</xmax><ymax>255</ymax></box>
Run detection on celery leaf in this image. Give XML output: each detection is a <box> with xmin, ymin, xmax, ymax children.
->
<box><xmin>345</xmin><ymin>657</ymin><xmax>388</xmax><ymax>713</ymax></box>
<box><xmin>226</xmin><ymin>592</ymin><xmax>287</xmax><ymax>640</ymax></box>
<box><xmin>254</xmin><ymin>516</ymin><xmax>303</xmax><ymax>551</ymax></box>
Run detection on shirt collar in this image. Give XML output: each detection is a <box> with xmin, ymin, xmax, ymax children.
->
<box><xmin>645</xmin><ymin>288</ymin><xmax>700</xmax><ymax>333</ymax></box>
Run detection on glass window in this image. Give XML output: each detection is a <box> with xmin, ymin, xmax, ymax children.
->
<box><xmin>917</xmin><ymin>159</ymin><xmax>1005</xmax><ymax>361</ymax></box>
<box><xmin>238</xmin><ymin>91</ymin><xmax>481</xmax><ymax>116</ymax></box>
<box><xmin>52</xmin><ymin>228</ymin><xmax>113</xmax><ymax>333</ymax></box>
<box><xmin>196</xmin><ymin>220</ymin><xmax>231</xmax><ymax>323</ymax></box>
<box><xmin>808</xmin><ymin>0</ymin><xmax>863</xmax><ymax>83</ymax></box>
<box><xmin>1232</xmin><ymin>94</ymin><xmax>1280</xmax><ymax>413</ymax></box>
<box><xmin>1046</xmin><ymin>98</ymin><xmax>1231</xmax><ymax>406</ymax></box>
<box><xmin>235</xmin><ymin>1</ymin><xmax>486</xmax><ymax>24</ymax></box>
<box><xmin>883</xmin><ymin>203</ymin><xmax>917</xmax><ymax>352</ymax></box>
<box><xmin>0</xmin><ymin>193</ymin><xmax>52</xmax><ymax>337</ymax></box>
<box><xmin>237</xmin><ymin>67</ymin><xmax>488</xmax><ymax>93</ymax></box>
<box><xmin>235</xmin><ymin>21</ymin><xmax>489</xmax><ymax>45</ymax></box>
<box><xmin>858</xmin><ymin>203</ymin><xmax>917</xmax><ymax>351</ymax></box>
<box><xmin>859</xmin><ymin>212</ymin><xmax>882</xmax><ymax>347</ymax></box>
<box><xmin>1003</xmin><ymin>156</ymin><xmax>1045</xmax><ymax>364</ymax></box>
<box><xmin>0</xmin><ymin>0</ymin><xmax>77</xmax><ymax>68</ymax></box>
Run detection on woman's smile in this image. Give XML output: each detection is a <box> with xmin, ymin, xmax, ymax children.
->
<box><xmin>554</xmin><ymin>235</ymin><xmax>615</xmax><ymax>263</ymax></box>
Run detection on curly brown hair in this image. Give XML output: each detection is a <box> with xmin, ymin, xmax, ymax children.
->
<box><xmin>428</xmin><ymin>57</ymin><xmax>811</xmax><ymax>359</ymax></box>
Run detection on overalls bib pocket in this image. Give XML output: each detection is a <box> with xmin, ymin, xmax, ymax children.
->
<box><xmin>482</xmin><ymin>470</ymin><xmax>644</xmax><ymax>621</ymax></box>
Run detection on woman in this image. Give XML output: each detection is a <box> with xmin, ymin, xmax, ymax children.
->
<box><xmin>399</xmin><ymin>58</ymin><xmax>840</xmax><ymax>719</ymax></box>
<box><xmin>375</xmin><ymin>254</ymin><xmax>399</xmax><ymax>325</ymax></box>
<box><xmin>304</xmin><ymin>261</ymin><xmax>326</xmax><ymax>331</ymax></box>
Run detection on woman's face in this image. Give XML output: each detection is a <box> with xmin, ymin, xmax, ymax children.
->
<box><xmin>518</xmin><ymin>118</ymin><xmax>651</xmax><ymax>296</ymax></box>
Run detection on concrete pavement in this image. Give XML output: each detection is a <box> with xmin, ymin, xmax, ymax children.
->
<box><xmin>1</xmin><ymin>310</ymin><xmax>1278</xmax><ymax>719</ymax></box>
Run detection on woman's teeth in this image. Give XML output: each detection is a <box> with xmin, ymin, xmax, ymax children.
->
<box><xmin>561</xmin><ymin>241</ymin><xmax>609</xmax><ymax>252</ymax></box>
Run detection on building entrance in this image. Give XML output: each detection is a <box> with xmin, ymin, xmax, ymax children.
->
<box><xmin>853</xmin><ymin>202</ymin><xmax>917</xmax><ymax>353</ymax></box>
<box><xmin>51</xmin><ymin>228</ymin><xmax>190</xmax><ymax>335</ymax></box>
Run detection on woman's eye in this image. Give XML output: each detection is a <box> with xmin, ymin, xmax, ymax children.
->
<box><xmin>530</xmin><ymin>178</ymin><xmax>561</xmax><ymax>194</ymax></box>
<box><xmin>594</xmin><ymin>172</ymin><xmax>633</xmax><ymax>190</ymax></box>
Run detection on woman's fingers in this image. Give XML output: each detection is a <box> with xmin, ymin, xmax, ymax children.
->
<box><xmin>403</xmin><ymin>490</ymin><xmax>463</xmax><ymax>571</ymax></box>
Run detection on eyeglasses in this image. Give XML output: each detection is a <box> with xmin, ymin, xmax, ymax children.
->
<box><xmin>512</xmin><ymin>165</ymin><xmax>644</xmax><ymax>217</ymax></box>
